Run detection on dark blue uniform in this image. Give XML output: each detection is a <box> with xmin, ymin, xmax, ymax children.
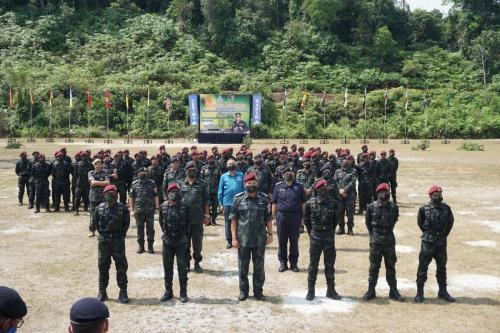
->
<box><xmin>272</xmin><ymin>181</ymin><xmax>307</xmax><ymax>267</ymax></box>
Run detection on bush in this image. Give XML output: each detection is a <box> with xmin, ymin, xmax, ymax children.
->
<box><xmin>459</xmin><ymin>141</ymin><xmax>485</xmax><ymax>151</ymax></box>
<box><xmin>412</xmin><ymin>140</ymin><xmax>430</xmax><ymax>151</ymax></box>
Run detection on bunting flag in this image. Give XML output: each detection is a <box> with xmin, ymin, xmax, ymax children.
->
<box><xmin>405</xmin><ymin>89</ymin><xmax>409</xmax><ymax>109</ymax></box>
<box><xmin>300</xmin><ymin>90</ymin><xmax>309</xmax><ymax>108</ymax></box>
<box><xmin>105</xmin><ymin>90</ymin><xmax>110</xmax><ymax>110</ymax></box>
<box><xmin>49</xmin><ymin>91</ymin><xmax>53</xmax><ymax>107</ymax></box>
<box><xmin>29</xmin><ymin>88</ymin><xmax>34</xmax><ymax>105</ymax></box>
<box><xmin>125</xmin><ymin>93</ymin><xmax>129</xmax><ymax>110</ymax></box>
<box><xmin>384</xmin><ymin>87</ymin><xmax>388</xmax><ymax>108</ymax></box>
<box><xmin>69</xmin><ymin>88</ymin><xmax>73</xmax><ymax>108</ymax></box>
<box><xmin>321</xmin><ymin>91</ymin><xmax>326</xmax><ymax>107</ymax></box>
<box><xmin>343</xmin><ymin>87</ymin><xmax>348</xmax><ymax>108</ymax></box>
<box><xmin>87</xmin><ymin>91</ymin><xmax>92</xmax><ymax>110</ymax></box>
<box><xmin>147</xmin><ymin>89</ymin><xmax>150</xmax><ymax>107</ymax></box>
<box><xmin>9</xmin><ymin>87</ymin><xmax>14</xmax><ymax>111</ymax></box>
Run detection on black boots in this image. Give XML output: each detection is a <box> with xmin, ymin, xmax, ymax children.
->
<box><xmin>118</xmin><ymin>289</ymin><xmax>129</xmax><ymax>303</ymax></box>
<box><xmin>438</xmin><ymin>285</ymin><xmax>455</xmax><ymax>302</ymax></box>
<box><xmin>254</xmin><ymin>292</ymin><xmax>265</xmax><ymax>301</ymax></box>
<box><xmin>97</xmin><ymin>290</ymin><xmax>108</xmax><ymax>302</ymax></box>
<box><xmin>326</xmin><ymin>284</ymin><xmax>341</xmax><ymax>300</ymax></box>
<box><xmin>389</xmin><ymin>283</ymin><xmax>404</xmax><ymax>302</ymax></box>
<box><xmin>137</xmin><ymin>244</ymin><xmax>145</xmax><ymax>254</ymax></box>
<box><xmin>193</xmin><ymin>262</ymin><xmax>203</xmax><ymax>273</ymax></box>
<box><xmin>363</xmin><ymin>282</ymin><xmax>377</xmax><ymax>301</ymax></box>
<box><xmin>180</xmin><ymin>286</ymin><xmax>188</xmax><ymax>303</ymax></box>
<box><xmin>279</xmin><ymin>262</ymin><xmax>288</xmax><ymax>272</ymax></box>
<box><xmin>148</xmin><ymin>243</ymin><xmax>155</xmax><ymax>254</ymax></box>
<box><xmin>18</xmin><ymin>200</ymin><xmax>23</xmax><ymax>206</ymax></box>
<box><xmin>414</xmin><ymin>283</ymin><xmax>424</xmax><ymax>303</ymax></box>
<box><xmin>290</xmin><ymin>264</ymin><xmax>299</xmax><ymax>272</ymax></box>
<box><xmin>336</xmin><ymin>226</ymin><xmax>345</xmax><ymax>235</ymax></box>
<box><xmin>347</xmin><ymin>226</ymin><xmax>354</xmax><ymax>235</ymax></box>
<box><xmin>306</xmin><ymin>281</ymin><xmax>315</xmax><ymax>301</ymax></box>
<box><xmin>160</xmin><ymin>288</ymin><xmax>173</xmax><ymax>302</ymax></box>
<box><xmin>238</xmin><ymin>290</ymin><xmax>248</xmax><ymax>301</ymax></box>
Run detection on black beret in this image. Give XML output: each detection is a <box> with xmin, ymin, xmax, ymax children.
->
<box><xmin>185</xmin><ymin>161</ymin><xmax>196</xmax><ymax>170</ymax></box>
<box><xmin>70</xmin><ymin>298</ymin><xmax>109</xmax><ymax>324</ymax></box>
<box><xmin>0</xmin><ymin>286</ymin><xmax>27</xmax><ymax>318</ymax></box>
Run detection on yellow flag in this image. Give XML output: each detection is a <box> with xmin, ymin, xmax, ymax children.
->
<box><xmin>147</xmin><ymin>89</ymin><xmax>150</xmax><ymax>107</ymax></box>
<box><xmin>300</xmin><ymin>91</ymin><xmax>309</xmax><ymax>108</ymax></box>
<box><xmin>125</xmin><ymin>93</ymin><xmax>129</xmax><ymax>110</ymax></box>
<box><xmin>69</xmin><ymin>88</ymin><xmax>73</xmax><ymax>108</ymax></box>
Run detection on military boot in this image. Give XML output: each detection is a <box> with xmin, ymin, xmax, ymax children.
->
<box><xmin>160</xmin><ymin>287</ymin><xmax>173</xmax><ymax>302</ymax></box>
<box><xmin>97</xmin><ymin>290</ymin><xmax>108</xmax><ymax>302</ymax></box>
<box><xmin>438</xmin><ymin>285</ymin><xmax>455</xmax><ymax>302</ymax></box>
<box><xmin>414</xmin><ymin>283</ymin><xmax>425</xmax><ymax>303</ymax></box>
<box><xmin>306</xmin><ymin>281</ymin><xmax>315</xmax><ymax>301</ymax></box>
<box><xmin>64</xmin><ymin>205</ymin><xmax>70</xmax><ymax>212</ymax></box>
<box><xmin>18</xmin><ymin>199</ymin><xmax>23</xmax><ymax>206</ymax></box>
<box><xmin>254</xmin><ymin>292</ymin><xmax>265</xmax><ymax>301</ymax></box>
<box><xmin>326</xmin><ymin>284</ymin><xmax>341</xmax><ymax>300</ymax></box>
<box><xmin>290</xmin><ymin>264</ymin><xmax>299</xmax><ymax>272</ymax></box>
<box><xmin>136</xmin><ymin>244</ymin><xmax>145</xmax><ymax>254</ymax></box>
<box><xmin>35</xmin><ymin>205</ymin><xmax>40</xmax><ymax>214</ymax></box>
<box><xmin>148</xmin><ymin>243</ymin><xmax>155</xmax><ymax>254</ymax></box>
<box><xmin>362</xmin><ymin>281</ymin><xmax>377</xmax><ymax>301</ymax></box>
<box><xmin>279</xmin><ymin>262</ymin><xmax>288</xmax><ymax>272</ymax></box>
<box><xmin>180</xmin><ymin>286</ymin><xmax>188</xmax><ymax>303</ymax></box>
<box><xmin>119</xmin><ymin>288</ymin><xmax>129</xmax><ymax>303</ymax></box>
<box><xmin>194</xmin><ymin>262</ymin><xmax>203</xmax><ymax>273</ymax></box>
<box><xmin>347</xmin><ymin>226</ymin><xmax>354</xmax><ymax>235</ymax></box>
<box><xmin>28</xmin><ymin>203</ymin><xmax>34</xmax><ymax>209</ymax></box>
<box><xmin>389</xmin><ymin>282</ymin><xmax>404</xmax><ymax>302</ymax></box>
<box><xmin>238</xmin><ymin>290</ymin><xmax>248</xmax><ymax>301</ymax></box>
<box><xmin>336</xmin><ymin>225</ymin><xmax>345</xmax><ymax>235</ymax></box>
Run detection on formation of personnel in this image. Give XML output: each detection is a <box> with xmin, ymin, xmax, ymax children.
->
<box><xmin>14</xmin><ymin>143</ymin><xmax>456</xmax><ymax>304</ymax></box>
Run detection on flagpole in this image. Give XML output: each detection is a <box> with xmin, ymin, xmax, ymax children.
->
<box><xmin>65</xmin><ymin>87</ymin><xmax>73</xmax><ymax>143</ymax></box>
<box><xmin>401</xmin><ymin>87</ymin><xmax>410</xmax><ymax>144</ymax></box>
<box><xmin>423</xmin><ymin>86</ymin><xmax>429</xmax><ymax>144</ymax></box>
<box><xmin>320</xmin><ymin>91</ymin><xmax>328</xmax><ymax>144</ymax></box>
<box><xmin>361</xmin><ymin>86</ymin><xmax>369</xmax><ymax>144</ymax></box>
<box><xmin>85</xmin><ymin>91</ymin><xmax>93</xmax><ymax>143</ymax></box>
<box><xmin>441</xmin><ymin>91</ymin><xmax>451</xmax><ymax>144</ymax></box>
<box><xmin>280</xmin><ymin>88</ymin><xmax>289</xmax><ymax>144</ymax></box>
<box><xmin>164</xmin><ymin>94</ymin><xmax>173</xmax><ymax>144</ymax></box>
<box><xmin>341</xmin><ymin>86</ymin><xmax>350</xmax><ymax>144</ymax></box>
<box><xmin>380</xmin><ymin>86</ymin><xmax>388</xmax><ymax>144</ymax></box>
<box><xmin>8</xmin><ymin>87</ymin><xmax>17</xmax><ymax>145</ymax></box>
<box><xmin>124</xmin><ymin>92</ymin><xmax>133</xmax><ymax>144</ymax></box>
<box><xmin>145</xmin><ymin>89</ymin><xmax>152</xmax><ymax>143</ymax></box>
<box><xmin>104</xmin><ymin>90</ymin><xmax>112</xmax><ymax>144</ymax></box>
<box><xmin>300</xmin><ymin>87</ymin><xmax>308</xmax><ymax>144</ymax></box>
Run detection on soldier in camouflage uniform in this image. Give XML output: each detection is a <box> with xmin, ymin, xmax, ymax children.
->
<box><xmin>415</xmin><ymin>185</ymin><xmax>455</xmax><ymax>303</ymax></box>
<box><xmin>296</xmin><ymin>157</ymin><xmax>316</xmax><ymax>199</ymax></box>
<box><xmin>159</xmin><ymin>183</ymin><xmax>189</xmax><ymax>303</ymax></box>
<box><xmin>162</xmin><ymin>156</ymin><xmax>185</xmax><ymax>200</ymax></box>
<box><xmin>388</xmin><ymin>148</ymin><xmax>399</xmax><ymax>204</ymax></box>
<box><xmin>73</xmin><ymin>152</ymin><xmax>93</xmax><ymax>215</ymax></box>
<box><xmin>88</xmin><ymin>160</ymin><xmax>110</xmax><ymax>237</ymax></box>
<box><xmin>111</xmin><ymin>153</ymin><xmax>128</xmax><ymax>204</ymax></box>
<box><xmin>362</xmin><ymin>183</ymin><xmax>403</xmax><ymax>302</ymax></box>
<box><xmin>375</xmin><ymin>151</ymin><xmax>391</xmax><ymax>189</ymax></box>
<box><xmin>230</xmin><ymin>172</ymin><xmax>273</xmax><ymax>301</ymax></box>
<box><xmin>304</xmin><ymin>179</ymin><xmax>341</xmax><ymax>301</ymax></box>
<box><xmin>200</xmin><ymin>155</ymin><xmax>221</xmax><ymax>226</ymax></box>
<box><xmin>51</xmin><ymin>151</ymin><xmax>72</xmax><ymax>211</ymax></box>
<box><xmin>90</xmin><ymin>185</ymin><xmax>130</xmax><ymax>304</ymax></box>
<box><xmin>357</xmin><ymin>153</ymin><xmax>374</xmax><ymax>215</ymax></box>
<box><xmin>334</xmin><ymin>159</ymin><xmax>357</xmax><ymax>235</ymax></box>
<box><xmin>180</xmin><ymin>162</ymin><xmax>210</xmax><ymax>273</ymax></box>
<box><xmin>147</xmin><ymin>156</ymin><xmax>164</xmax><ymax>203</ymax></box>
<box><xmin>246</xmin><ymin>154</ymin><xmax>273</xmax><ymax>196</ymax></box>
<box><xmin>32</xmin><ymin>154</ymin><xmax>52</xmax><ymax>213</ymax></box>
<box><xmin>15</xmin><ymin>151</ymin><xmax>31</xmax><ymax>206</ymax></box>
<box><xmin>129</xmin><ymin>167</ymin><xmax>159</xmax><ymax>254</ymax></box>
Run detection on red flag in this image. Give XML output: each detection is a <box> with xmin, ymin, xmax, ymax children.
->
<box><xmin>87</xmin><ymin>91</ymin><xmax>92</xmax><ymax>110</ymax></box>
<box><xmin>105</xmin><ymin>90</ymin><xmax>110</xmax><ymax>111</ymax></box>
<box><xmin>29</xmin><ymin>88</ymin><xmax>34</xmax><ymax>105</ymax></box>
<box><xmin>9</xmin><ymin>87</ymin><xmax>13</xmax><ymax>111</ymax></box>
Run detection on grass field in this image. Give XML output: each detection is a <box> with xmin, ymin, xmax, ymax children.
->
<box><xmin>1</xmin><ymin>138</ymin><xmax>499</xmax><ymax>332</ymax></box>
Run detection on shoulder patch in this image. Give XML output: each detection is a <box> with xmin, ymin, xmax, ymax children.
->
<box><xmin>235</xmin><ymin>192</ymin><xmax>245</xmax><ymax>197</ymax></box>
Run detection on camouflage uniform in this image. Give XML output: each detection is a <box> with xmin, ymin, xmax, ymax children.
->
<box><xmin>200</xmin><ymin>163</ymin><xmax>221</xmax><ymax>225</ymax></box>
<box><xmin>130</xmin><ymin>177</ymin><xmax>158</xmax><ymax>251</ymax></box>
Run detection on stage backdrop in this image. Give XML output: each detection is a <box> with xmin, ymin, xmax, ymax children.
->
<box><xmin>199</xmin><ymin>94</ymin><xmax>251</xmax><ymax>134</ymax></box>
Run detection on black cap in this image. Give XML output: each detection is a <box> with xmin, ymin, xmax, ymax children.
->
<box><xmin>0</xmin><ymin>286</ymin><xmax>27</xmax><ymax>318</ymax></box>
<box><xmin>282</xmin><ymin>166</ymin><xmax>294</xmax><ymax>173</ymax></box>
<box><xmin>70</xmin><ymin>298</ymin><xmax>109</xmax><ymax>324</ymax></box>
<box><xmin>185</xmin><ymin>161</ymin><xmax>196</xmax><ymax>170</ymax></box>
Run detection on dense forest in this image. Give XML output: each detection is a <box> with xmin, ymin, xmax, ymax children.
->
<box><xmin>0</xmin><ymin>0</ymin><xmax>499</xmax><ymax>139</ymax></box>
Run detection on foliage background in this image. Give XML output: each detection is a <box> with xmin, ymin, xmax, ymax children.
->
<box><xmin>0</xmin><ymin>0</ymin><xmax>498</xmax><ymax>139</ymax></box>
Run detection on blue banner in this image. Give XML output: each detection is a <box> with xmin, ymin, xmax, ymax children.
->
<box><xmin>188</xmin><ymin>94</ymin><xmax>199</xmax><ymax>126</ymax></box>
<box><xmin>252</xmin><ymin>94</ymin><xmax>262</xmax><ymax>125</ymax></box>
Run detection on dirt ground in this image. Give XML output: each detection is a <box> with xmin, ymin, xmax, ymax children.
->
<box><xmin>1</xmin><ymin>138</ymin><xmax>499</xmax><ymax>333</ymax></box>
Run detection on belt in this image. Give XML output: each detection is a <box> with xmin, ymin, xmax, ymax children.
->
<box><xmin>278</xmin><ymin>210</ymin><xmax>300</xmax><ymax>215</ymax></box>
<box><xmin>312</xmin><ymin>225</ymin><xmax>333</xmax><ymax>232</ymax></box>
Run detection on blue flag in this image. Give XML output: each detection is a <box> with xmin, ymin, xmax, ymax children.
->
<box><xmin>188</xmin><ymin>94</ymin><xmax>199</xmax><ymax>125</ymax></box>
<box><xmin>252</xmin><ymin>94</ymin><xmax>262</xmax><ymax>125</ymax></box>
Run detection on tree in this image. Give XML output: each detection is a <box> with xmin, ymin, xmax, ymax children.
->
<box><xmin>408</xmin><ymin>9</ymin><xmax>443</xmax><ymax>49</ymax></box>
<box><xmin>372</xmin><ymin>26</ymin><xmax>398</xmax><ymax>69</ymax></box>
<box><xmin>471</xmin><ymin>30</ymin><xmax>500</xmax><ymax>91</ymax></box>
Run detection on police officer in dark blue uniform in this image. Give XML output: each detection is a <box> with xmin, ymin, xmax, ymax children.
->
<box><xmin>272</xmin><ymin>166</ymin><xmax>307</xmax><ymax>272</ymax></box>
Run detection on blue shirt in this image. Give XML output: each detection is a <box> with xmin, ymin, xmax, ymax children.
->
<box><xmin>218</xmin><ymin>171</ymin><xmax>244</xmax><ymax>206</ymax></box>
<box><xmin>272</xmin><ymin>181</ymin><xmax>306</xmax><ymax>213</ymax></box>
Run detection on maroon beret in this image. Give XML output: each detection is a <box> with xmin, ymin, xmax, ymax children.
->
<box><xmin>167</xmin><ymin>183</ymin><xmax>180</xmax><ymax>192</ymax></box>
<box><xmin>103</xmin><ymin>185</ymin><xmax>117</xmax><ymax>193</ymax></box>
<box><xmin>244</xmin><ymin>172</ymin><xmax>257</xmax><ymax>182</ymax></box>
<box><xmin>428</xmin><ymin>185</ymin><xmax>442</xmax><ymax>195</ymax></box>
<box><xmin>376</xmin><ymin>183</ymin><xmax>390</xmax><ymax>192</ymax></box>
<box><xmin>314</xmin><ymin>179</ymin><xmax>328</xmax><ymax>190</ymax></box>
